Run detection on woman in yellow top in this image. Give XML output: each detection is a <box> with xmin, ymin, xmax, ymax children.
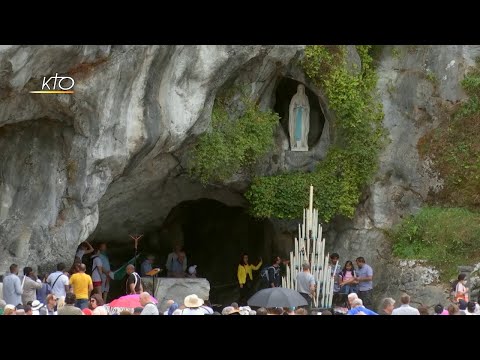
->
<box><xmin>237</xmin><ymin>253</ymin><xmax>262</xmax><ymax>305</ymax></box>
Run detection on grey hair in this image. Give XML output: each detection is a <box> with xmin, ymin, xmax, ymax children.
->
<box><xmin>352</xmin><ymin>298</ymin><xmax>363</xmax><ymax>307</ymax></box>
<box><xmin>302</xmin><ymin>262</ymin><xmax>310</xmax><ymax>270</ymax></box>
<box><xmin>381</xmin><ymin>297</ymin><xmax>395</xmax><ymax>309</ymax></box>
<box><xmin>347</xmin><ymin>293</ymin><xmax>358</xmax><ymax>301</ymax></box>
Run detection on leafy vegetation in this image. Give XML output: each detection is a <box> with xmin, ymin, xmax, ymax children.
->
<box><xmin>246</xmin><ymin>46</ymin><xmax>385</xmax><ymax>221</ymax></box>
<box><xmin>390</xmin><ymin>207</ymin><xmax>480</xmax><ymax>280</ymax></box>
<box><xmin>188</xmin><ymin>94</ymin><xmax>279</xmax><ymax>185</ymax></box>
<box><xmin>401</xmin><ymin>60</ymin><xmax>480</xmax><ymax>277</ymax></box>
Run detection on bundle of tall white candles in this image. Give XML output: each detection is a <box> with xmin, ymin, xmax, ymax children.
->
<box><xmin>283</xmin><ymin>185</ymin><xmax>335</xmax><ymax>308</ymax></box>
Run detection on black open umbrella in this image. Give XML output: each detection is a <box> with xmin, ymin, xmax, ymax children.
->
<box><xmin>247</xmin><ymin>287</ymin><xmax>308</xmax><ymax>308</ymax></box>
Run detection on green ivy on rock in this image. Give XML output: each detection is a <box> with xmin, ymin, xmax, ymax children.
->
<box><xmin>188</xmin><ymin>94</ymin><xmax>279</xmax><ymax>185</ymax></box>
<box><xmin>246</xmin><ymin>45</ymin><xmax>385</xmax><ymax>221</ymax></box>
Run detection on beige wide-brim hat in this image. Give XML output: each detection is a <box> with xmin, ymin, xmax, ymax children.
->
<box><xmin>222</xmin><ymin>306</ymin><xmax>240</xmax><ymax>315</ymax></box>
<box><xmin>184</xmin><ymin>294</ymin><xmax>204</xmax><ymax>308</ymax></box>
<box><xmin>31</xmin><ymin>300</ymin><xmax>44</xmax><ymax>311</ymax></box>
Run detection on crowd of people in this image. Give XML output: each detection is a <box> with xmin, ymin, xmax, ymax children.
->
<box><xmin>236</xmin><ymin>252</ymin><xmax>373</xmax><ymax>308</ymax></box>
<box><xmin>0</xmin><ymin>240</ymin><xmax>476</xmax><ymax>315</ymax></box>
<box><xmin>234</xmin><ymin>251</ymin><xmax>478</xmax><ymax>315</ymax></box>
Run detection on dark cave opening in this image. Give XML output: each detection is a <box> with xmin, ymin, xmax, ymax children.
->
<box><xmin>100</xmin><ymin>199</ymin><xmax>275</xmax><ymax>304</ymax></box>
<box><xmin>166</xmin><ymin>199</ymin><xmax>274</xmax><ymax>298</ymax></box>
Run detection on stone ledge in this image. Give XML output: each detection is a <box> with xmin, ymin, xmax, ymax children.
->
<box><xmin>142</xmin><ymin>277</ymin><xmax>210</xmax><ymax>312</ymax></box>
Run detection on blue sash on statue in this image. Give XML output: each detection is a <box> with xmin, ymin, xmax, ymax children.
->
<box><xmin>295</xmin><ymin>106</ymin><xmax>303</xmax><ymax>142</ymax></box>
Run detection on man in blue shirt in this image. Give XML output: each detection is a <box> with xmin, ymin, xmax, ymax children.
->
<box><xmin>141</xmin><ymin>255</ymin><xmax>155</xmax><ymax>277</ymax></box>
<box><xmin>347</xmin><ymin>298</ymin><xmax>378</xmax><ymax>315</ymax></box>
<box><xmin>3</xmin><ymin>264</ymin><xmax>23</xmax><ymax>307</ymax></box>
<box><xmin>355</xmin><ymin>257</ymin><xmax>374</xmax><ymax>308</ymax></box>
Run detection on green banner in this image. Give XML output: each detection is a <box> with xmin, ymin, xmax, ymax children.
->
<box><xmin>110</xmin><ymin>254</ymin><xmax>141</xmax><ymax>280</ymax></box>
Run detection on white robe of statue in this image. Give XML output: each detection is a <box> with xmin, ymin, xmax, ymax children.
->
<box><xmin>288</xmin><ymin>84</ymin><xmax>310</xmax><ymax>151</ymax></box>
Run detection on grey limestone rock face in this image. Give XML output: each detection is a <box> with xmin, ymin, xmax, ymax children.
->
<box><xmin>325</xmin><ymin>45</ymin><xmax>480</xmax><ymax>307</ymax></box>
<box><xmin>1</xmin><ymin>45</ymin><xmax>479</xmax><ymax>307</ymax></box>
<box><xmin>0</xmin><ymin>45</ymin><xmax>305</xmax><ymax>273</ymax></box>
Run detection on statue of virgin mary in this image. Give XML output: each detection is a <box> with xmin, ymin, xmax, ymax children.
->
<box><xmin>288</xmin><ymin>84</ymin><xmax>310</xmax><ymax>151</ymax></box>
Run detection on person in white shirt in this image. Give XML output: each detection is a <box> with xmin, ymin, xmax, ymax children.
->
<box><xmin>392</xmin><ymin>294</ymin><xmax>420</xmax><ymax>315</ymax></box>
<box><xmin>179</xmin><ymin>294</ymin><xmax>205</xmax><ymax>315</ymax></box>
<box><xmin>139</xmin><ymin>292</ymin><xmax>159</xmax><ymax>315</ymax></box>
<box><xmin>46</xmin><ymin>263</ymin><xmax>69</xmax><ymax>298</ymax></box>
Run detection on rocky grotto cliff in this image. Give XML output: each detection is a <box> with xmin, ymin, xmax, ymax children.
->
<box><xmin>1</xmin><ymin>45</ymin><xmax>479</xmax><ymax>308</ymax></box>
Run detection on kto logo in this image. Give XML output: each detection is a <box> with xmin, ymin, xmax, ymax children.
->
<box><xmin>30</xmin><ymin>73</ymin><xmax>75</xmax><ymax>94</ymax></box>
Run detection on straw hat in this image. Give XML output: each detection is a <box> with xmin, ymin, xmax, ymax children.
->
<box><xmin>184</xmin><ymin>294</ymin><xmax>204</xmax><ymax>308</ymax></box>
<box><xmin>221</xmin><ymin>306</ymin><xmax>240</xmax><ymax>315</ymax></box>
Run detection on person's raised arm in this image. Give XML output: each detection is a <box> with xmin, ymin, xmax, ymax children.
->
<box><xmin>31</xmin><ymin>277</ymin><xmax>42</xmax><ymax>290</ymax></box>
<box><xmin>84</xmin><ymin>241</ymin><xmax>94</xmax><ymax>255</ymax></box>
<box><xmin>251</xmin><ymin>258</ymin><xmax>262</xmax><ymax>271</ymax></box>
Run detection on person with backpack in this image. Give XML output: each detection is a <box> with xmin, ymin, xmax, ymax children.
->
<box><xmin>90</xmin><ymin>248</ymin><xmax>104</xmax><ymax>296</ymax></box>
<box><xmin>237</xmin><ymin>253</ymin><xmax>262</xmax><ymax>305</ymax></box>
<box><xmin>125</xmin><ymin>264</ymin><xmax>143</xmax><ymax>295</ymax></box>
<box><xmin>260</xmin><ymin>256</ymin><xmax>282</xmax><ymax>289</ymax></box>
